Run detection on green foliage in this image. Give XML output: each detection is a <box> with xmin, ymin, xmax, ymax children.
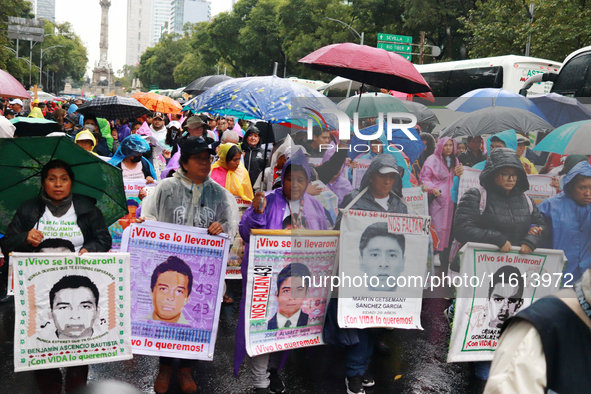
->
<box><xmin>0</xmin><ymin>0</ymin><xmax>34</xmax><ymax>83</ymax></box>
<box><xmin>460</xmin><ymin>0</ymin><xmax>591</xmax><ymax>61</ymax></box>
<box><xmin>137</xmin><ymin>33</ymin><xmax>190</xmax><ymax>89</ymax></box>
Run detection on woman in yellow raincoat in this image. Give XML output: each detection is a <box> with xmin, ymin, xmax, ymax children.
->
<box><xmin>210</xmin><ymin>143</ymin><xmax>254</xmax><ymax>201</ymax></box>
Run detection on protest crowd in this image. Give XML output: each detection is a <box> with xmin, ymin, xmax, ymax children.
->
<box><xmin>1</xmin><ymin>74</ymin><xmax>590</xmax><ymax>394</ymax></box>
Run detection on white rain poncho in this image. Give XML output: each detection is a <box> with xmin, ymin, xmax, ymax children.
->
<box><xmin>142</xmin><ymin>167</ymin><xmax>239</xmax><ymax>239</ymax></box>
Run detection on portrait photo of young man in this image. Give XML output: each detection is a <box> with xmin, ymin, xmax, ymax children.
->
<box><xmin>267</xmin><ymin>263</ymin><xmax>311</xmax><ymax>330</ymax></box>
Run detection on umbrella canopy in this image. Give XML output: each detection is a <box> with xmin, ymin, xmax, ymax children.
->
<box><xmin>299</xmin><ymin>43</ymin><xmax>431</xmax><ymax>94</ymax></box>
<box><xmin>441</xmin><ymin>106</ymin><xmax>553</xmax><ymax>138</ymax></box>
<box><xmin>77</xmin><ymin>96</ymin><xmax>152</xmax><ymax>120</ymax></box>
<box><xmin>399</xmin><ymin>101</ymin><xmax>439</xmax><ymax>133</ymax></box>
<box><xmin>183</xmin><ymin>75</ymin><xmax>234</xmax><ymax>96</ymax></box>
<box><xmin>336</xmin><ymin>92</ymin><xmax>408</xmax><ymax>118</ymax></box>
<box><xmin>529</xmin><ymin>93</ymin><xmax>591</xmax><ymax>127</ymax></box>
<box><xmin>533</xmin><ymin>120</ymin><xmax>591</xmax><ymax>154</ymax></box>
<box><xmin>135</xmin><ymin>92</ymin><xmax>183</xmax><ymax>114</ymax></box>
<box><xmin>187</xmin><ymin>75</ymin><xmax>340</xmax><ymax>128</ymax></box>
<box><xmin>0</xmin><ymin>137</ymin><xmax>127</xmax><ymax>233</ymax></box>
<box><xmin>390</xmin><ymin>90</ymin><xmax>436</xmax><ymax>102</ymax></box>
<box><xmin>446</xmin><ymin>88</ymin><xmax>548</xmax><ymax>121</ymax></box>
<box><xmin>0</xmin><ymin>69</ymin><xmax>30</xmax><ymax>99</ymax></box>
<box><xmin>10</xmin><ymin>117</ymin><xmax>61</xmax><ymax>137</ymax></box>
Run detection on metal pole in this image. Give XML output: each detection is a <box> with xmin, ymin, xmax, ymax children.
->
<box><xmin>39</xmin><ymin>48</ymin><xmax>43</xmax><ymax>90</ymax></box>
<box><xmin>29</xmin><ymin>41</ymin><xmax>32</xmax><ymax>85</ymax></box>
<box><xmin>272</xmin><ymin>62</ymin><xmax>278</xmax><ymax>76</ymax></box>
<box><xmin>283</xmin><ymin>56</ymin><xmax>287</xmax><ymax>78</ymax></box>
<box><xmin>525</xmin><ymin>3</ymin><xmax>535</xmax><ymax>57</ymax></box>
<box><xmin>419</xmin><ymin>31</ymin><xmax>425</xmax><ymax>65</ymax></box>
<box><xmin>360</xmin><ymin>32</ymin><xmax>364</xmax><ymax>45</ymax></box>
<box><xmin>16</xmin><ymin>39</ymin><xmax>19</xmax><ymax>55</ymax></box>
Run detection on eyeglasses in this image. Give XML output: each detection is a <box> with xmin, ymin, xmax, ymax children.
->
<box><xmin>190</xmin><ymin>155</ymin><xmax>213</xmax><ymax>164</ymax></box>
<box><xmin>498</xmin><ymin>172</ymin><xmax>518</xmax><ymax>181</ymax></box>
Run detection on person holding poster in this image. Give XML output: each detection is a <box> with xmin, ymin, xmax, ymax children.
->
<box><xmin>1</xmin><ymin>159</ymin><xmax>112</xmax><ymax>393</ymax></box>
<box><xmin>451</xmin><ymin>148</ymin><xmax>548</xmax><ymax>386</ymax></box>
<box><xmin>334</xmin><ymin>154</ymin><xmax>408</xmax><ymax>394</ymax></box>
<box><xmin>485</xmin><ymin>269</ymin><xmax>591</xmax><ymax>394</ymax></box>
<box><xmin>139</xmin><ymin>136</ymin><xmax>238</xmax><ymax>394</ymax></box>
<box><xmin>235</xmin><ymin>151</ymin><xmax>328</xmax><ymax>394</ymax></box>
<box><xmin>538</xmin><ymin>161</ymin><xmax>591</xmax><ymax>281</ymax></box>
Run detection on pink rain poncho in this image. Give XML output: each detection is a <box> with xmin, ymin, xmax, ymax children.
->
<box><xmin>419</xmin><ymin>137</ymin><xmax>458</xmax><ymax>251</ymax></box>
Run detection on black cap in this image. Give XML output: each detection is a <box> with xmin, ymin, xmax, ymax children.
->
<box><xmin>180</xmin><ymin>137</ymin><xmax>215</xmax><ymax>156</ymax></box>
<box><xmin>64</xmin><ymin>113</ymin><xmax>78</xmax><ymax>124</ymax></box>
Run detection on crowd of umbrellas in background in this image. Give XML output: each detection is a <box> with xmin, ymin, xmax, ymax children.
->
<box><xmin>2</xmin><ymin>41</ymin><xmax>591</xmax><ymax>227</ymax></box>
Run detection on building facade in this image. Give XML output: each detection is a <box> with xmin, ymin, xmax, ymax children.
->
<box><xmin>169</xmin><ymin>0</ymin><xmax>211</xmax><ymax>36</ymax></box>
<box><xmin>126</xmin><ymin>0</ymin><xmax>153</xmax><ymax>65</ymax></box>
<box><xmin>150</xmin><ymin>0</ymin><xmax>170</xmax><ymax>46</ymax></box>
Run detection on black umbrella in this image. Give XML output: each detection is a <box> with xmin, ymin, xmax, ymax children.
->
<box><xmin>10</xmin><ymin>117</ymin><xmax>61</xmax><ymax>137</ymax></box>
<box><xmin>399</xmin><ymin>101</ymin><xmax>440</xmax><ymax>133</ymax></box>
<box><xmin>77</xmin><ymin>96</ymin><xmax>152</xmax><ymax>120</ymax></box>
<box><xmin>183</xmin><ymin>75</ymin><xmax>234</xmax><ymax>96</ymax></box>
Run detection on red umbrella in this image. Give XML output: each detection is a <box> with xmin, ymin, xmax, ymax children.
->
<box><xmin>299</xmin><ymin>43</ymin><xmax>431</xmax><ymax>94</ymax></box>
<box><xmin>390</xmin><ymin>90</ymin><xmax>436</xmax><ymax>103</ymax></box>
<box><xmin>0</xmin><ymin>69</ymin><xmax>30</xmax><ymax>99</ymax></box>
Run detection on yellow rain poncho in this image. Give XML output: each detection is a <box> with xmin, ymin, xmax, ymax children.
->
<box><xmin>211</xmin><ymin>143</ymin><xmax>254</xmax><ymax>201</ymax></box>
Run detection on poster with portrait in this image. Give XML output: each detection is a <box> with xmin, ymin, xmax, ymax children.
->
<box><xmin>447</xmin><ymin>243</ymin><xmax>567</xmax><ymax>363</ymax></box>
<box><xmin>108</xmin><ymin>180</ymin><xmax>157</xmax><ymax>250</ymax></box>
<box><xmin>12</xmin><ymin>252</ymin><xmax>132</xmax><ymax>372</ymax></box>
<box><xmin>226</xmin><ymin>197</ymin><xmax>251</xmax><ymax>279</ymax></box>
<box><xmin>457</xmin><ymin>168</ymin><xmax>556</xmax><ymax>207</ymax></box>
<box><xmin>120</xmin><ymin>221</ymin><xmax>229</xmax><ymax>360</ymax></box>
<box><xmin>337</xmin><ymin>210</ymin><xmax>430</xmax><ymax>330</ymax></box>
<box><xmin>352</xmin><ymin>159</ymin><xmax>372</xmax><ymax>189</ymax></box>
<box><xmin>402</xmin><ymin>187</ymin><xmax>429</xmax><ymax>216</ymax></box>
<box><xmin>244</xmin><ymin>230</ymin><xmax>339</xmax><ymax>357</ymax></box>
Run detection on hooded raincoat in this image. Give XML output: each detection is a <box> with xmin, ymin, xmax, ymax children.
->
<box><xmin>336</xmin><ymin>154</ymin><xmax>408</xmax><ymax>229</ymax></box>
<box><xmin>97</xmin><ymin>118</ymin><xmax>114</xmax><ymax>151</ymax></box>
<box><xmin>451</xmin><ymin>129</ymin><xmax>519</xmax><ymax>203</ymax></box>
<box><xmin>109</xmin><ymin>135</ymin><xmax>157</xmax><ymax>179</ymax></box>
<box><xmin>75</xmin><ymin>130</ymin><xmax>98</xmax><ymax>156</ymax></box>
<box><xmin>454</xmin><ymin>148</ymin><xmax>548</xmax><ymax>250</ymax></box>
<box><xmin>322</xmin><ymin>143</ymin><xmax>353</xmax><ymax>205</ymax></box>
<box><xmin>538</xmin><ymin>161</ymin><xmax>591</xmax><ymax>280</ymax></box>
<box><xmin>211</xmin><ymin>143</ymin><xmax>254</xmax><ymax>202</ymax></box>
<box><xmin>141</xmin><ymin>167</ymin><xmax>238</xmax><ymax>238</ymax></box>
<box><xmin>420</xmin><ymin>137</ymin><xmax>458</xmax><ymax>250</ymax></box>
<box><xmin>234</xmin><ymin>152</ymin><xmax>329</xmax><ymax>375</ymax></box>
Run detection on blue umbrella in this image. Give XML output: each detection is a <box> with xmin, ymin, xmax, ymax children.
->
<box><xmin>446</xmin><ymin>88</ymin><xmax>549</xmax><ymax>122</ymax></box>
<box><xmin>348</xmin><ymin>123</ymin><xmax>424</xmax><ymax>164</ymax></box>
<box><xmin>533</xmin><ymin>120</ymin><xmax>591</xmax><ymax>154</ymax></box>
<box><xmin>186</xmin><ymin>75</ymin><xmax>340</xmax><ymax>129</ymax></box>
<box><xmin>529</xmin><ymin>93</ymin><xmax>591</xmax><ymax>127</ymax></box>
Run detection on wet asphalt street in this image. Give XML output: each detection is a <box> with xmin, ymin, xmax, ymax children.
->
<box><xmin>0</xmin><ymin>278</ymin><xmax>478</xmax><ymax>394</ymax></box>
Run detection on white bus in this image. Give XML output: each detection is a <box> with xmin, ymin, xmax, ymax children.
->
<box><xmin>414</xmin><ymin>55</ymin><xmax>562</xmax><ymax>97</ymax></box>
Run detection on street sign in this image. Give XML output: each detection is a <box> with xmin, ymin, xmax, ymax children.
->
<box><xmin>7</xmin><ymin>17</ymin><xmax>45</xmax><ymax>42</ymax></box>
<box><xmin>377</xmin><ymin>33</ymin><xmax>412</xmax><ymax>44</ymax></box>
<box><xmin>400</xmin><ymin>54</ymin><xmax>412</xmax><ymax>61</ymax></box>
<box><xmin>377</xmin><ymin>43</ymin><xmax>412</xmax><ymax>53</ymax></box>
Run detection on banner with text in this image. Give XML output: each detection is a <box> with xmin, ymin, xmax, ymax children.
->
<box><xmin>402</xmin><ymin>187</ymin><xmax>429</xmax><ymax>216</ymax></box>
<box><xmin>245</xmin><ymin>230</ymin><xmax>339</xmax><ymax>357</ymax></box>
<box><xmin>108</xmin><ymin>180</ymin><xmax>156</xmax><ymax>250</ymax></box>
<box><xmin>458</xmin><ymin>168</ymin><xmax>556</xmax><ymax>206</ymax></box>
<box><xmin>121</xmin><ymin>221</ymin><xmax>229</xmax><ymax>360</ymax></box>
<box><xmin>447</xmin><ymin>243</ymin><xmax>566</xmax><ymax>362</ymax></box>
<box><xmin>338</xmin><ymin>210</ymin><xmax>430</xmax><ymax>330</ymax></box>
<box><xmin>226</xmin><ymin>198</ymin><xmax>251</xmax><ymax>279</ymax></box>
<box><xmin>352</xmin><ymin>159</ymin><xmax>372</xmax><ymax>189</ymax></box>
<box><xmin>12</xmin><ymin>252</ymin><xmax>132</xmax><ymax>372</ymax></box>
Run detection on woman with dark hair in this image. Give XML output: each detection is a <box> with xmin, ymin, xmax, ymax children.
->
<box><xmin>210</xmin><ymin>143</ymin><xmax>254</xmax><ymax>201</ymax></box>
<box><xmin>411</xmin><ymin>132</ymin><xmax>436</xmax><ymax>179</ymax></box>
<box><xmin>0</xmin><ymin>159</ymin><xmax>112</xmax><ymax>394</ymax></box>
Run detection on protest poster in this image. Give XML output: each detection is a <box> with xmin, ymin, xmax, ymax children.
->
<box><xmin>12</xmin><ymin>252</ymin><xmax>132</xmax><ymax>372</ymax></box>
<box><xmin>226</xmin><ymin>197</ymin><xmax>251</xmax><ymax>279</ymax></box>
<box><xmin>402</xmin><ymin>187</ymin><xmax>428</xmax><ymax>216</ymax></box>
<box><xmin>337</xmin><ymin>210</ymin><xmax>430</xmax><ymax>330</ymax></box>
<box><xmin>457</xmin><ymin>168</ymin><xmax>556</xmax><ymax>207</ymax></box>
<box><xmin>447</xmin><ymin>243</ymin><xmax>566</xmax><ymax>363</ymax></box>
<box><xmin>108</xmin><ymin>180</ymin><xmax>157</xmax><ymax>250</ymax></box>
<box><xmin>244</xmin><ymin>230</ymin><xmax>339</xmax><ymax>357</ymax></box>
<box><xmin>352</xmin><ymin>159</ymin><xmax>372</xmax><ymax>189</ymax></box>
<box><xmin>120</xmin><ymin>221</ymin><xmax>229</xmax><ymax>360</ymax></box>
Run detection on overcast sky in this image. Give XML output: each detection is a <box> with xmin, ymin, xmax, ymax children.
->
<box><xmin>54</xmin><ymin>0</ymin><xmax>233</xmax><ymax>77</ymax></box>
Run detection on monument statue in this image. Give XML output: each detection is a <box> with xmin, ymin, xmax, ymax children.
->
<box><xmin>92</xmin><ymin>0</ymin><xmax>114</xmax><ymax>88</ymax></box>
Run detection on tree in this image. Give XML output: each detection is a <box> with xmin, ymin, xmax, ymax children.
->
<box><xmin>173</xmin><ymin>23</ymin><xmax>220</xmax><ymax>85</ymax></box>
<box><xmin>137</xmin><ymin>33</ymin><xmax>190</xmax><ymax>89</ymax></box>
<box><xmin>0</xmin><ymin>0</ymin><xmax>35</xmax><ymax>85</ymax></box>
<box><xmin>460</xmin><ymin>0</ymin><xmax>591</xmax><ymax>61</ymax></box>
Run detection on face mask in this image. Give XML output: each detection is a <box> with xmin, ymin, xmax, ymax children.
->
<box><xmin>130</xmin><ymin>155</ymin><xmax>142</xmax><ymax>163</ymax></box>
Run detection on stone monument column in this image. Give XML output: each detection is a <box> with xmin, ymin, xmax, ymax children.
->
<box><xmin>92</xmin><ymin>0</ymin><xmax>114</xmax><ymax>89</ymax></box>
